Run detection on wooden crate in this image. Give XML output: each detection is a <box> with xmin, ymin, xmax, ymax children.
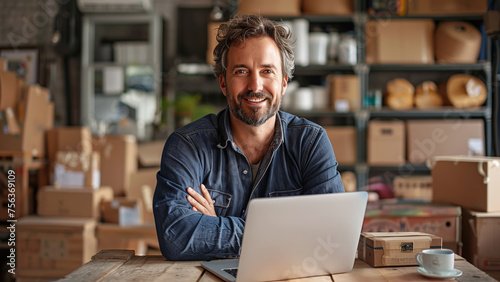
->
<box><xmin>17</xmin><ymin>216</ymin><xmax>97</xmax><ymax>280</ymax></box>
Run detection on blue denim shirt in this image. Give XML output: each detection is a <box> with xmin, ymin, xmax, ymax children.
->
<box><xmin>153</xmin><ymin>109</ymin><xmax>344</xmax><ymax>261</ymax></box>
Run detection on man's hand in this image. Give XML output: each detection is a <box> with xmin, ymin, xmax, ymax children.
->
<box><xmin>186</xmin><ymin>184</ymin><xmax>216</xmax><ymax>217</ymax></box>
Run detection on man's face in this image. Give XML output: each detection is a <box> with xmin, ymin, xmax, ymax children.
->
<box><xmin>219</xmin><ymin>36</ymin><xmax>288</xmax><ymax>127</ymax></box>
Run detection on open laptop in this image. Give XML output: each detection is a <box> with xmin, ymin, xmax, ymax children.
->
<box><xmin>201</xmin><ymin>191</ymin><xmax>368</xmax><ymax>281</ymax></box>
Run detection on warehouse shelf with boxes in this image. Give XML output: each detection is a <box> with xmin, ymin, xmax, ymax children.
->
<box><xmin>228</xmin><ymin>0</ymin><xmax>493</xmax><ymax>192</ymax></box>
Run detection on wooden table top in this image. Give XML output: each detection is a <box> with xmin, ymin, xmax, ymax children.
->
<box><xmin>57</xmin><ymin>249</ymin><xmax>497</xmax><ymax>282</ymax></box>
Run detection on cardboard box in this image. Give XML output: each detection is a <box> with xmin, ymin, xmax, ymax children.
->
<box><xmin>238</xmin><ymin>0</ymin><xmax>301</xmax><ymax>16</ymax></box>
<box><xmin>96</xmin><ymin>223</ymin><xmax>157</xmax><ymax>256</ymax></box>
<box><xmin>324</xmin><ymin>126</ymin><xmax>357</xmax><ymax>165</ymax></box>
<box><xmin>358</xmin><ymin>232</ymin><xmax>442</xmax><ymax>267</ymax></box>
<box><xmin>128</xmin><ymin>168</ymin><xmax>158</xmax><ymax>223</ymax></box>
<box><xmin>0</xmin><ymin>70</ymin><xmax>18</xmax><ymax>110</ymax></box>
<box><xmin>93</xmin><ymin>135</ymin><xmax>137</xmax><ymax>196</ymax></box>
<box><xmin>367</xmin><ymin>120</ymin><xmax>405</xmax><ymax>165</ymax></box>
<box><xmin>54</xmin><ymin>151</ymin><xmax>101</xmax><ymax>189</ymax></box>
<box><xmin>407</xmin><ymin>0</ymin><xmax>487</xmax><ymax>15</ymax></box>
<box><xmin>329</xmin><ymin>75</ymin><xmax>360</xmax><ymax>112</ymax></box>
<box><xmin>365</xmin><ymin>19</ymin><xmax>435</xmax><ymax>64</ymax></box>
<box><xmin>302</xmin><ymin>0</ymin><xmax>354</xmax><ymax>15</ymax></box>
<box><xmin>37</xmin><ymin>186</ymin><xmax>113</xmax><ymax>218</ymax></box>
<box><xmin>432</xmin><ymin>156</ymin><xmax>500</xmax><ymax>212</ymax></box>
<box><xmin>363</xmin><ymin>200</ymin><xmax>461</xmax><ymax>252</ymax></box>
<box><xmin>393</xmin><ymin>175</ymin><xmax>432</xmax><ymax>201</ymax></box>
<box><xmin>17</xmin><ymin>216</ymin><xmax>97</xmax><ymax>280</ymax></box>
<box><xmin>0</xmin><ymin>85</ymin><xmax>53</xmax><ymax>156</ymax></box>
<box><xmin>407</xmin><ymin>119</ymin><xmax>484</xmax><ymax>164</ymax></box>
<box><xmin>137</xmin><ymin>140</ymin><xmax>164</xmax><ymax>168</ymax></box>
<box><xmin>47</xmin><ymin>126</ymin><xmax>93</xmax><ymax>184</ymax></box>
<box><xmin>101</xmin><ymin>197</ymin><xmax>143</xmax><ymax>226</ymax></box>
<box><xmin>462</xmin><ymin>209</ymin><xmax>500</xmax><ymax>271</ymax></box>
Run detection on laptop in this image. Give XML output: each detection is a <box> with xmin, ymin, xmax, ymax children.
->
<box><xmin>201</xmin><ymin>191</ymin><xmax>368</xmax><ymax>281</ymax></box>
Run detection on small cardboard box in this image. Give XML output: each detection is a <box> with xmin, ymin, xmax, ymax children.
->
<box><xmin>17</xmin><ymin>216</ymin><xmax>97</xmax><ymax>280</ymax></box>
<box><xmin>358</xmin><ymin>232</ymin><xmax>442</xmax><ymax>267</ymax></box>
<box><xmin>137</xmin><ymin>140</ymin><xmax>164</xmax><ymax>168</ymax></box>
<box><xmin>367</xmin><ymin>120</ymin><xmax>405</xmax><ymax>165</ymax></box>
<box><xmin>37</xmin><ymin>186</ymin><xmax>113</xmax><ymax>218</ymax></box>
<box><xmin>366</xmin><ymin>19</ymin><xmax>435</xmax><ymax>64</ymax></box>
<box><xmin>363</xmin><ymin>200</ymin><xmax>461</xmax><ymax>252</ymax></box>
<box><xmin>462</xmin><ymin>209</ymin><xmax>500</xmax><ymax>271</ymax></box>
<box><xmin>0</xmin><ymin>70</ymin><xmax>18</xmax><ymax>110</ymax></box>
<box><xmin>324</xmin><ymin>126</ymin><xmax>357</xmax><ymax>165</ymax></box>
<box><xmin>128</xmin><ymin>168</ymin><xmax>158</xmax><ymax>223</ymax></box>
<box><xmin>407</xmin><ymin>119</ymin><xmax>484</xmax><ymax>164</ymax></box>
<box><xmin>407</xmin><ymin>0</ymin><xmax>487</xmax><ymax>16</ymax></box>
<box><xmin>54</xmin><ymin>151</ymin><xmax>101</xmax><ymax>189</ymax></box>
<box><xmin>93</xmin><ymin>134</ymin><xmax>137</xmax><ymax>196</ymax></box>
<box><xmin>101</xmin><ymin>198</ymin><xmax>143</xmax><ymax>226</ymax></box>
<box><xmin>329</xmin><ymin>75</ymin><xmax>360</xmax><ymax>112</ymax></box>
<box><xmin>238</xmin><ymin>0</ymin><xmax>301</xmax><ymax>16</ymax></box>
<box><xmin>302</xmin><ymin>0</ymin><xmax>354</xmax><ymax>15</ymax></box>
<box><xmin>431</xmin><ymin>156</ymin><xmax>500</xmax><ymax>212</ymax></box>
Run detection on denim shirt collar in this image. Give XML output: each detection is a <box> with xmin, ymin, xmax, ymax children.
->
<box><xmin>216</xmin><ymin>108</ymin><xmax>284</xmax><ymax>152</ymax></box>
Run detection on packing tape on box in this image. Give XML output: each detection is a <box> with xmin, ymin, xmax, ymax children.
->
<box><xmin>435</xmin><ymin>21</ymin><xmax>481</xmax><ymax>63</ymax></box>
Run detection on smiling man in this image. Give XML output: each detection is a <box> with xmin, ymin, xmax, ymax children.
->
<box><xmin>153</xmin><ymin>14</ymin><xmax>344</xmax><ymax>261</ymax></box>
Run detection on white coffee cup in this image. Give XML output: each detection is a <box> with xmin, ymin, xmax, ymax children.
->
<box><xmin>415</xmin><ymin>249</ymin><xmax>455</xmax><ymax>275</ymax></box>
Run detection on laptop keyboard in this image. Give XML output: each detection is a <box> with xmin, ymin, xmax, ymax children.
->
<box><xmin>223</xmin><ymin>268</ymin><xmax>238</xmax><ymax>278</ymax></box>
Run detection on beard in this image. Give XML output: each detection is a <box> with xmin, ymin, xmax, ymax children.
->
<box><xmin>227</xmin><ymin>89</ymin><xmax>282</xmax><ymax>127</ymax></box>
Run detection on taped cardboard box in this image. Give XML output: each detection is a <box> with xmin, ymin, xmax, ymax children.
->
<box><xmin>17</xmin><ymin>216</ymin><xmax>97</xmax><ymax>280</ymax></box>
<box><xmin>238</xmin><ymin>0</ymin><xmax>301</xmax><ymax>16</ymax></box>
<box><xmin>367</xmin><ymin>120</ymin><xmax>405</xmax><ymax>165</ymax></box>
<box><xmin>0</xmin><ymin>70</ymin><xmax>18</xmax><ymax>110</ymax></box>
<box><xmin>363</xmin><ymin>200</ymin><xmax>461</xmax><ymax>253</ymax></box>
<box><xmin>101</xmin><ymin>197</ymin><xmax>143</xmax><ymax>226</ymax></box>
<box><xmin>324</xmin><ymin>126</ymin><xmax>357</xmax><ymax>165</ymax></box>
<box><xmin>0</xmin><ymin>85</ymin><xmax>53</xmax><ymax>156</ymax></box>
<box><xmin>37</xmin><ymin>186</ymin><xmax>113</xmax><ymax>218</ymax></box>
<box><xmin>54</xmin><ymin>151</ymin><xmax>101</xmax><ymax>189</ymax></box>
<box><xmin>93</xmin><ymin>134</ymin><xmax>137</xmax><ymax>196</ymax></box>
<box><xmin>358</xmin><ymin>232</ymin><xmax>442</xmax><ymax>267</ymax></box>
<box><xmin>365</xmin><ymin>19</ymin><xmax>435</xmax><ymax>64</ymax></box>
<box><xmin>431</xmin><ymin>156</ymin><xmax>500</xmax><ymax>212</ymax></box>
<box><xmin>407</xmin><ymin>119</ymin><xmax>484</xmax><ymax>164</ymax></box>
<box><xmin>462</xmin><ymin>209</ymin><xmax>500</xmax><ymax>271</ymax></box>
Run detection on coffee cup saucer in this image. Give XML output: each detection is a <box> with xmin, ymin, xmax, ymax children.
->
<box><xmin>417</xmin><ymin>267</ymin><xmax>463</xmax><ymax>279</ymax></box>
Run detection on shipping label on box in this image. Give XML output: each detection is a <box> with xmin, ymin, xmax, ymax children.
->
<box><xmin>54</xmin><ymin>151</ymin><xmax>101</xmax><ymax>189</ymax></box>
<box><xmin>101</xmin><ymin>198</ymin><xmax>143</xmax><ymax>226</ymax></box>
<box><xmin>358</xmin><ymin>232</ymin><xmax>442</xmax><ymax>267</ymax></box>
<box><xmin>431</xmin><ymin>156</ymin><xmax>500</xmax><ymax>212</ymax></box>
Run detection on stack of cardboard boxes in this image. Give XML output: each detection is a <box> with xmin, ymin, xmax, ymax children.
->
<box><xmin>431</xmin><ymin>156</ymin><xmax>500</xmax><ymax>272</ymax></box>
<box><xmin>17</xmin><ymin>126</ymin><xmax>162</xmax><ymax>281</ymax></box>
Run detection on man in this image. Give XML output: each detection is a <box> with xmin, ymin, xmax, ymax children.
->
<box><xmin>153</xmin><ymin>14</ymin><xmax>344</xmax><ymax>261</ymax></box>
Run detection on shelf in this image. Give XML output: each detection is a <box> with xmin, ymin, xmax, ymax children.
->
<box><xmin>368</xmin><ymin>62</ymin><xmax>491</xmax><ymax>72</ymax></box>
<box><xmin>269</xmin><ymin>15</ymin><xmax>354</xmax><ymax>23</ymax></box>
<box><xmin>368</xmin><ymin>107</ymin><xmax>491</xmax><ymax>119</ymax></box>
<box><xmin>291</xmin><ymin>110</ymin><xmax>356</xmax><ymax>118</ymax></box>
<box><xmin>368</xmin><ymin>14</ymin><xmax>485</xmax><ymax>21</ymax></box>
<box><xmin>294</xmin><ymin>64</ymin><xmax>356</xmax><ymax>75</ymax></box>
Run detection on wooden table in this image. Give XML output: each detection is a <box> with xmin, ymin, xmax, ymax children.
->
<box><xmin>56</xmin><ymin>249</ymin><xmax>498</xmax><ymax>282</ymax></box>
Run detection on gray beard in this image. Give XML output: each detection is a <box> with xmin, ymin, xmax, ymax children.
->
<box><xmin>228</xmin><ymin>91</ymin><xmax>281</xmax><ymax>127</ymax></box>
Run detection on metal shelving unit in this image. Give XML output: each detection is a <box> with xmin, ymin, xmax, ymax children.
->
<box><xmin>81</xmin><ymin>13</ymin><xmax>162</xmax><ymax>141</ymax></box>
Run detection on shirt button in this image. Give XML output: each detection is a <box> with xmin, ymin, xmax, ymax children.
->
<box><xmin>243</xmin><ymin>170</ymin><xmax>248</xmax><ymax>175</ymax></box>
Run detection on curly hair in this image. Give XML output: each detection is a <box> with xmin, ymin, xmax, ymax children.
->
<box><xmin>212</xmin><ymin>14</ymin><xmax>295</xmax><ymax>81</ymax></box>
